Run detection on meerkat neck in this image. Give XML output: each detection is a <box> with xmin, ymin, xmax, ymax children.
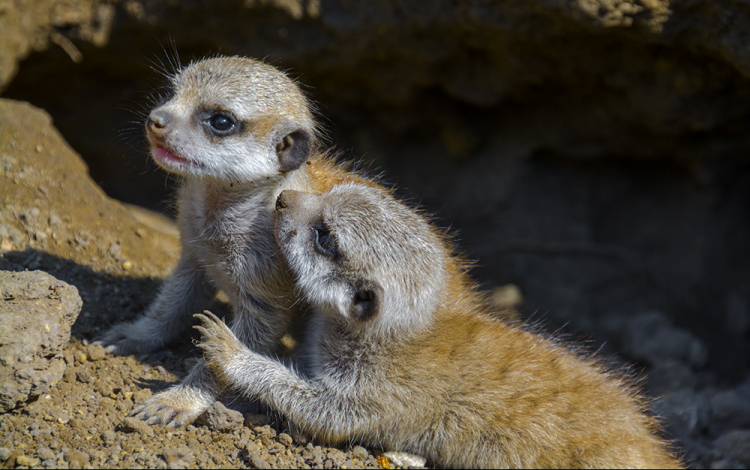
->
<box><xmin>188</xmin><ymin>165</ymin><xmax>313</xmax><ymax>202</ymax></box>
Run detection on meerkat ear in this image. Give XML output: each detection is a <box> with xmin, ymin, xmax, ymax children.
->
<box><xmin>276</xmin><ymin>129</ymin><xmax>312</xmax><ymax>172</ymax></box>
<box><xmin>348</xmin><ymin>284</ymin><xmax>381</xmax><ymax>321</ymax></box>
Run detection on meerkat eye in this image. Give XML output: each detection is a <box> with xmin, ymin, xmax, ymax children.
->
<box><xmin>312</xmin><ymin>223</ymin><xmax>336</xmax><ymax>258</ymax></box>
<box><xmin>205</xmin><ymin>112</ymin><xmax>238</xmax><ymax>136</ymax></box>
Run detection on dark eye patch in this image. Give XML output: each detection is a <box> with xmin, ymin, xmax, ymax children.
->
<box><xmin>312</xmin><ymin>222</ymin><xmax>337</xmax><ymax>259</ymax></box>
<box><xmin>200</xmin><ymin>109</ymin><xmax>239</xmax><ymax>137</ymax></box>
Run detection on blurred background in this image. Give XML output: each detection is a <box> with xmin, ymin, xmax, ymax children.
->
<box><xmin>2</xmin><ymin>1</ymin><xmax>750</xmax><ymax>464</ymax></box>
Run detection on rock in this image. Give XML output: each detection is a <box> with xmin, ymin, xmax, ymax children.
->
<box><xmin>302</xmin><ymin>444</ymin><xmax>324</xmax><ymax>465</ymax></box>
<box><xmin>195</xmin><ymin>401</ymin><xmax>243</xmax><ymax>433</ymax></box>
<box><xmin>383</xmin><ymin>451</ymin><xmax>427</xmax><ymax>468</ymax></box>
<box><xmin>120</xmin><ymin>417</ymin><xmax>155</xmax><ymax>437</ymax></box>
<box><xmin>710</xmin><ymin>459</ymin><xmax>746</xmax><ymax>469</ymax></box>
<box><xmin>647</xmin><ymin>360</ymin><xmax>698</xmax><ymax>395</ymax></box>
<box><xmin>132</xmin><ymin>388</ymin><xmax>152</xmax><ymax>403</ymax></box>
<box><xmin>241</xmin><ymin>442</ymin><xmax>261</xmax><ymax>458</ymax></box>
<box><xmin>289</xmin><ymin>425</ymin><xmax>311</xmax><ymax>446</ymax></box>
<box><xmin>76</xmin><ymin>369</ymin><xmax>93</xmax><ymax>384</ymax></box>
<box><xmin>86</xmin><ymin>344</ymin><xmax>106</xmax><ymax>361</ymax></box>
<box><xmin>352</xmin><ymin>446</ymin><xmax>369</xmax><ymax>461</ymax></box>
<box><xmin>15</xmin><ymin>455</ymin><xmax>39</xmax><ymax>467</ymax></box>
<box><xmin>74</xmin><ymin>351</ymin><xmax>87</xmax><ymax>364</ymax></box>
<box><xmin>0</xmin><ymin>98</ymin><xmax>180</xmax><ymax>280</ymax></box>
<box><xmin>63</xmin><ymin>450</ymin><xmax>90</xmax><ymax>469</ymax></box>
<box><xmin>278</xmin><ymin>433</ymin><xmax>293</xmax><ymax>446</ymax></box>
<box><xmin>243</xmin><ymin>412</ymin><xmax>271</xmax><ymax>428</ymax></box>
<box><xmin>162</xmin><ymin>446</ymin><xmax>191</xmax><ymax>466</ymax></box>
<box><xmin>623</xmin><ymin>311</ymin><xmax>709</xmax><ymax>368</ymax></box>
<box><xmin>247</xmin><ymin>453</ymin><xmax>271</xmax><ymax>469</ymax></box>
<box><xmin>37</xmin><ymin>447</ymin><xmax>55</xmax><ymax>461</ymax></box>
<box><xmin>710</xmin><ymin>390</ymin><xmax>750</xmax><ymax>434</ymax></box>
<box><xmin>327</xmin><ymin>448</ymin><xmax>346</xmax><ymax>467</ymax></box>
<box><xmin>101</xmin><ymin>430</ymin><xmax>117</xmax><ymax>445</ymax></box>
<box><xmin>654</xmin><ymin>390</ymin><xmax>710</xmax><ymax>439</ymax></box>
<box><xmin>716</xmin><ymin>430</ymin><xmax>750</xmax><ymax>467</ymax></box>
<box><xmin>0</xmin><ymin>270</ymin><xmax>81</xmax><ymax>412</ymax></box>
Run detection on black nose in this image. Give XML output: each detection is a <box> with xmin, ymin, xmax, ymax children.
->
<box><xmin>147</xmin><ymin>109</ymin><xmax>171</xmax><ymax>134</ymax></box>
<box><xmin>275</xmin><ymin>191</ymin><xmax>288</xmax><ymax>211</ymax></box>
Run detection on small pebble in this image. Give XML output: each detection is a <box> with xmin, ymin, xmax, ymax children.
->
<box><xmin>352</xmin><ymin>446</ymin><xmax>369</xmax><ymax>461</ymax></box>
<box><xmin>196</xmin><ymin>401</ymin><xmax>243</xmax><ymax>433</ymax></box>
<box><xmin>241</xmin><ymin>442</ymin><xmax>261</xmax><ymax>458</ymax></box>
<box><xmin>86</xmin><ymin>344</ymin><xmax>106</xmax><ymax>361</ymax></box>
<box><xmin>278</xmin><ymin>432</ymin><xmax>293</xmax><ymax>446</ymax></box>
<box><xmin>120</xmin><ymin>417</ymin><xmax>155</xmax><ymax>437</ymax></box>
<box><xmin>37</xmin><ymin>447</ymin><xmax>55</xmax><ymax>461</ymax></box>
<box><xmin>248</xmin><ymin>453</ymin><xmax>271</xmax><ymax>469</ymax></box>
<box><xmin>76</xmin><ymin>369</ymin><xmax>93</xmax><ymax>384</ymax></box>
<box><xmin>64</xmin><ymin>450</ymin><xmax>89</xmax><ymax>469</ymax></box>
<box><xmin>383</xmin><ymin>451</ymin><xmax>426</xmax><ymax>468</ymax></box>
<box><xmin>101</xmin><ymin>430</ymin><xmax>117</xmax><ymax>445</ymax></box>
<box><xmin>162</xmin><ymin>446</ymin><xmax>190</xmax><ymax>465</ymax></box>
<box><xmin>16</xmin><ymin>455</ymin><xmax>40</xmax><ymax>467</ymax></box>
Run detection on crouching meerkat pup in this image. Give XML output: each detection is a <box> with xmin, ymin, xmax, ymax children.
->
<box><xmin>95</xmin><ymin>56</ymin><xmax>376</xmax><ymax>426</ymax></box>
<box><xmin>194</xmin><ymin>184</ymin><xmax>683</xmax><ymax>469</ymax></box>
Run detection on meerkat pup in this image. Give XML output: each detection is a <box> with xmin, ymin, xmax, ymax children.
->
<box><xmin>194</xmin><ymin>183</ymin><xmax>683</xmax><ymax>469</ymax></box>
<box><xmin>95</xmin><ymin>56</ymin><xmax>376</xmax><ymax>426</ymax></box>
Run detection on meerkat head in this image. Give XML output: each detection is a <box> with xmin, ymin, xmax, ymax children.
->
<box><xmin>273</xmin><ymin>184</ymin><xmax>447</xmax><ymax>336</ymax></box>
<box><xmin>145</xmin><ymin>56</ymin><xmax>316</xmax><ymax>181</ymax></box>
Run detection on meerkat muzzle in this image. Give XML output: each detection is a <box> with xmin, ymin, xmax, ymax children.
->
<box><xmin>147</xmin><ymin>109</ymin><xmax>171</xmax><ymax>136</ymax></box>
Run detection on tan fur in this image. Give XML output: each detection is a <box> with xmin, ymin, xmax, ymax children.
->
<box><xmin>195</xmin><ymin>184</ymin><xmax>683</xmax><ymax>469</ymax></box>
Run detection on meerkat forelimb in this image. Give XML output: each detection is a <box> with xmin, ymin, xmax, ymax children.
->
<box><xmin>95</xmin><ymin>56</ymin><xmax>376</xmax><ymax>427</ymax></box>
<box><xmin>195</xmin><ymin>183</ymin><xmax>683</xmax><ymax>468</ymax></box>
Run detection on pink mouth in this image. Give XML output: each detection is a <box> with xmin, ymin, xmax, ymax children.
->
<box><xmin>152</xmin><ymin>146</ymin><xmax>192</xmax><ymax>167</ymax></box>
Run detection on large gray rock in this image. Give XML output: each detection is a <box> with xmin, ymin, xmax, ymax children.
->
<box><xmin>0</xmin><ymin>270</ymin><xmax>81</xmax><ymax>412</ymax></box>
<box><xmin>717</xmin><ymin>430</ymin><xmax>750</xmax><ymax>468</ymax></box>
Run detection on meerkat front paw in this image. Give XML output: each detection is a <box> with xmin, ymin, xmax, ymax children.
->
<box><xmin>94</xmin><ymin>321</ymin><xmax>165</xmax><ymax>356</ymax></box>
<box><xmin>194</xmin><ymin>311</ymin><xmax>246</xmax><ymax>374</ymax></box>
<box><xmin>130</xmin><ymin>386</ymin><xmax>214</xmax><ymax>428</ymax></box>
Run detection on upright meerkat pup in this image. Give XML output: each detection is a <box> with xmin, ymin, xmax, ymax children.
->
<box><xmin>96</xmin><ymin>56</ymin><xmax>375</xmax><ymax>426</ymax></box>
<box><xmin>195</xmin><ymin>184</ymin><xmax>682</xmax><ymax>469</ymax></box>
